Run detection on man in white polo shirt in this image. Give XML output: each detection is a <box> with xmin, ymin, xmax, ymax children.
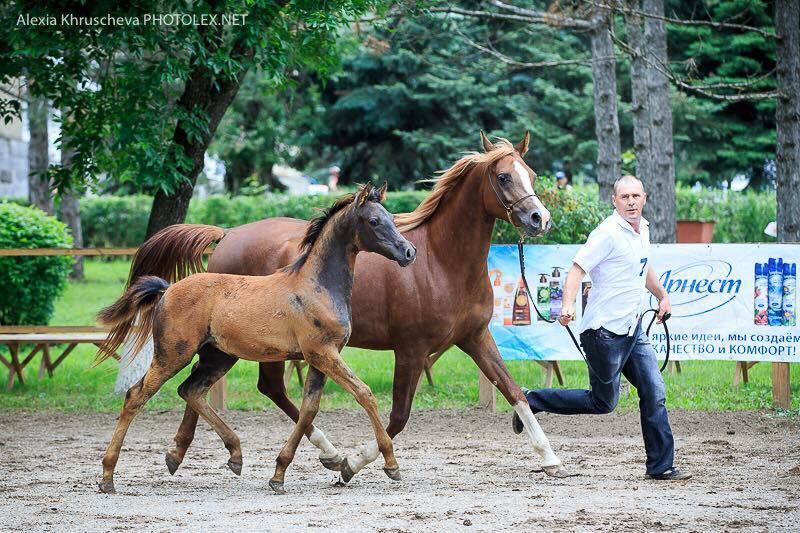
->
<box><xmin>513</xmin><ymin>175</ymin><xmax>691</xmax><ymax>480</ymax></box>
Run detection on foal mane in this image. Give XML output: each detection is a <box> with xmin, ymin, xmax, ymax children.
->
<box><xmin>282</xmin><ymin>184</ymin><xmax>381</xmax><ymax>274</ymax></box>
<box><xmin>394</xmin><ymin>138</ymin><xmax>516</xmax><ymax>232</ymax></box>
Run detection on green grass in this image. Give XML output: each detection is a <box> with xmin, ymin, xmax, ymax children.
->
<box><xmin>1</xmin><ymin>259</ymin><xmax>798</xmax><ymax>412</ymax></box>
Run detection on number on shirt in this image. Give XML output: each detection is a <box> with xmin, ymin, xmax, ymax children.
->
<box><xmin>639</xmin><ymin>257</ymin><xmax>648</xmax><ymax>276</ymax></box>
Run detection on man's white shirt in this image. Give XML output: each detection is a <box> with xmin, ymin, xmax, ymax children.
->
<box><xmin>573</xmin><ymin>210</ymin><xmax>650</xmax><ymax>336</ymax></box>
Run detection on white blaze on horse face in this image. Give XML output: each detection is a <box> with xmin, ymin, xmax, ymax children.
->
<box><xmin>308</xmin><ymin>427</ymin><xmax>340</xmax><ymax>460</ymax></box>
<box><xmin>513</xmin><ymin>401</ymin><xmax>561</xmax><ymax>467</ymax></box>
<box><xmin>347</xmin><ymin>439</ymin><xmax>380</xmax><ymax>474</ymax></box>
<box><xmin>512</xmin><ymin>161</ymin><xmax>551</xmax><ymax>227</ymax></box>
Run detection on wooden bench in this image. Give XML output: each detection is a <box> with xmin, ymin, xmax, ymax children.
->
<box><xmin>0</xmin><ymin>326</ymin><xmax>117</xmax><ymax>390</ymax></box>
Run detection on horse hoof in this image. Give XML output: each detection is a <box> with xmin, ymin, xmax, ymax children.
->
<box><xmin>319</xmin><ymin>455</ymin><xmax>343</xmax><ymax>472</ymax></box>
<box><xmin>165</xmin><ymin>453</ymin><xmax>181</xmax><ymax>475</ymax></box>
<box><xmin>340</xmin><ymin>458</ymin><xmax>356</xmax><ymax>483</ymax></box>
<box><xmin>543</xmin><ymin>464</ymin><xmax>573</xmax><ymax>478</ymax></box>
<box><xmin>98</xmin><ymin>480</ymin><xmax>116</xmax><ymax>494</ymax></box>
<box><xmin>383</xmin><ymin>467</ymin><xmax>402</xmax><ymax>481</ymax></box>
<box><xmin>227</xmin><ymin>459</ymin><xmax>243</xmax><ymax>476</ymax></box>
<box><xmin>268</xmin><ymin>479</ymin><xmax>286</xmax><ymax>495</ymax></box>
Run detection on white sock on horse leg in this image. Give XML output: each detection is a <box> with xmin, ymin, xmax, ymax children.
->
<box><xmin>348</xmin><ymin>440</ymin><xmax>380</xmax><ymax>473</ymax></box>
<box><xmin>513</xmin><ymin>401</ymin><xmax>561</xmax><ymax>467</ymax></box>
<box><xmin>308</xmin><ymin>427</ymin><xmax>340</xmax><ymax>459</ymax></box>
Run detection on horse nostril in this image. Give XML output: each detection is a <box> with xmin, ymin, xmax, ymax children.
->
<box><xmin>405</xmin><ymin>246</ymin><xmax>414</xmax><ymax>260</ymax></box>
<box><xmin>530</xmin><ymin>212</ymin><xmax>542</xmax><ymax>227</ymax></box>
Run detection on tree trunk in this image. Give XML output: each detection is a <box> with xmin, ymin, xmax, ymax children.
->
<box><xmin>642</xmin><ymin>0</ymin><xmax>677</xmax><ymax>243</ymax></box>
<box><xmin>60</xmin><ymin>143</ymin><xmax>83</xmax><ymax>280</ymax></box>
<box><xmin>590</xmin><ymin>11</ymin><xmax>622</xmax><ymax>204</ymax></box>
<box><xmin>145</xmin><ymin>57</ymin><xmax>252</xmax><ymax>237</ymax></box>
<box><xmin>27</xmin><ymin>95</ymin><xmax>53</xmax><ymax>215</ymax></box>
<box><xmin>776</xmin><ymin>0</ymin><xmax>800</xmax><ymax>242</ymax></box>
<box><xmin>625</xmin><ymin>2</ymin><xmax>654</xmax><ymax>192</ymax></box>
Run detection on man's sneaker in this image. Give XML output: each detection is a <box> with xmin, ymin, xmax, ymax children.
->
<box><xmin>512</xmin><ymin>411</ymin><xmax>524</xmax><ymax>434</ymax></box>
<box><xmin>647</xmin><ymin>467</ymin><xmax>692</xmax><ymax>481</ymax></box>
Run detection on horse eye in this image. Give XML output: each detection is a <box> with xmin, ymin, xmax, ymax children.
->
<box><xmin>498</xmin><ymin>173</ymin><xmax>511</xmax><ymax>183</ymax></box>
<box><xmin>369</xmin><ymin>218</ymin><xmax>379</xmax><ymax>227</ymax></box>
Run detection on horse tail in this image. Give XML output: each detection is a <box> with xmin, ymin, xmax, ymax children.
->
<box><xmin>127</xmin><ymin>224</ymin><xmax>226</xmax><ymax>286</ymax></box>
<box><xmin>95</xmin><ymin>276</ymin><xmax>170</xmax><ymax>365</ymax></box>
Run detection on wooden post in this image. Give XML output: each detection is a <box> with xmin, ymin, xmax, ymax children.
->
<box><xmin>772</xmin><ymin>363</ymin><xmax>791</xmax><ymax>409</ymax></box>
<box><xmin>210</xmin><ymin>377</ymin><xmax>227</xmax><ymax>411</ymax></box>
<box><xmin>478</xmin><ymin>369</ymin><xmax>496</xmax><ymax>411</ymax></box>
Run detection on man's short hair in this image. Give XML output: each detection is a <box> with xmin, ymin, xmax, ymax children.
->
<box><xmin>613</xmin><ymin>175</ymin><xmax>644</xmax><ymax>196</ymax></box>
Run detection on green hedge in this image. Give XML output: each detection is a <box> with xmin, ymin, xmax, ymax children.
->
<box><xmin>0</xmin><ymin>202</ymin><xmax>73</xmax><ymax>325</ymax></box>
<box><xmin>78</xmin><ymin>185</ymin><xmax>776</xmax><ymax>247</ymax></box>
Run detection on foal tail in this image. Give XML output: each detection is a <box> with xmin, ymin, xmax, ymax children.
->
<box><xmin>127</xmin><ymin>224</ymin><xmax>226</xmax><ymax>286</ymax></box>
<box><xmin>95</xmin><ymin>276</ymin><xmax>170</xmax><ymax>365</ymax></box>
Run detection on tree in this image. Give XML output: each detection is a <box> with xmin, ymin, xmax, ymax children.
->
<box><xmin>27</xmin><ymin>93</ymin><xmax>52</xmax><ymax>214</ymax></box>
<box><xmin>590</xmin><ymin>7</ymin><xmax>622</xmax><ymax>202</ymax></box>
<box><xmin>1</xmin><ymin>0</ymin><xmax>379</xmax><ymax>237</ymax></box>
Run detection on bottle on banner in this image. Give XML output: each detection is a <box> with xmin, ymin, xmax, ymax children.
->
<box><xmin>754</xmin><ymin>263</ymin><xmax>768</xmax><ymax>325</ymax></box>
<box><xmin>537</xmin><ymin>274</ymin><xmax>550</xmax><ymax>321</ymax></box>
<box><xmin>549</xmin><ymin>266</ymin><xmax>563</xmax><ymax>320</ymax></box>
<box><xmin>767</xmin><ymin>257</ymin><xmax>784</xmax><ymax>326</ymax></box>
<box><xmin>783</xmin><ymin>262</ymin><xmax>796</xmax><ymax>327</ymax></box>
<box><xmin>490</xmin><ymin>270</ymin><xmax>504</xmax><ymax>326</ymax></box>
<box><xmin>512</xmin><ymin>276</ymin><xmax>532</xmax><ymax>326</ymax></box>
<box><xmin>503</xmin><ymin>277</ymin><xmax>515</xmax><ymax>326</ymax></box>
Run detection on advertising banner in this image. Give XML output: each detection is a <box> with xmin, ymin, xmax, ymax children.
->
<box><xmin>488</xmin><ymin>244</ymin><xmax>799</xmax><ymax>362</ymax></box>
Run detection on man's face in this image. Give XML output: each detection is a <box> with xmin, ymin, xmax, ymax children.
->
<box><xmin>612</xmin><ymin>180</ymin><xmax>647</xmax><ymax>224</ymax></box>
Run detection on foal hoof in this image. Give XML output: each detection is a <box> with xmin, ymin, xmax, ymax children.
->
<box><xmin>542</xmin><ymin>464</ymin><xmax>574</xmax><ymax>478</ymax></box>
<box><xmin>319</xmin><ymin>455</ymin><xmax>343</xmax><ymax>472</ymax></box>
<box><xmin>227</xmin><ymin>459</ymin><xmax>243</xmax><ymax>476</ymax></box>
<box><xmin>98</xmin><ymin>479</ymin><xmax>116</xmax><ymax>494</ymax></box>
<box><xmin>268</xmin><ymin>479</ymin><xmax>286</xmax><ymax>495</ymax></box>
<box><xmin>340</xmin><ymin>458</ymin><xmax>356</xmax><ymax>483</ymax></box>
<box><xmin>383</xmin><ymin>466</ymin><xmax>402</xmax><ymax>481</ymax></box>
<box><xmin>165</xmin><ymin>453</ymin><xmax>181</xmax><ymax>475</ymax></box>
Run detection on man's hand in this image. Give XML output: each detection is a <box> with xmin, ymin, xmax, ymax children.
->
<box><xmin>657</xmin><ymin>296</ymin><xmax>671</xmax><ymax>323</ymax></box>
<box><xmin>559</xmin><ymin>304</ymin><xmax>575</xmax><ymax>326</ymax></box>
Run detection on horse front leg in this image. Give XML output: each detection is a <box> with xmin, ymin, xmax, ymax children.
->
<box><xmin>257</xmin><ymin>361</ymin><xmax>342</xmax><ymax>471</ymax></box>
<box><xmin>457</xmin><ymin>328</ymin><xmax>568</xmax><ymax>477</ymax></box>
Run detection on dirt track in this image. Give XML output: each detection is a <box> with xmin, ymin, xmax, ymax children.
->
<box><xmin>1</xmin><ymin>408</ymin><xmax>798</xmax><ymax>532</ymax></box>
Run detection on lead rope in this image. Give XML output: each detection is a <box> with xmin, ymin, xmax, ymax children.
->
<box><xmin>515</xmin><ymin>239</ymin><xmax>671</xmax><ymax>384</ymax></box>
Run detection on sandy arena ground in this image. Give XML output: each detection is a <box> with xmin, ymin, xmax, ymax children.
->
<box><xmin>1</xmin><ymin>408</ymin><xmax>798</xmax><ymax>532</ymax></box>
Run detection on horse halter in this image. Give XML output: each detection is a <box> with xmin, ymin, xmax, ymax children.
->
<box><xmin>486</xmin><ymin>166</ymin><xmax>538</xmax><ymax>235</ymax></box>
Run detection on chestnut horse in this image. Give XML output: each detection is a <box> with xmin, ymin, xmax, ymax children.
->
<box><xmin>126</xmin><ymin>132</ymin><xmax>567</xmax><ymax>479</ymax></box>
<box><xmin>96</xmin><ymin>184</ymin><xmax>417</xmax><ymax>494</ymax></box>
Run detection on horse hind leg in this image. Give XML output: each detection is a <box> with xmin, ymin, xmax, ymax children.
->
<box><xmin>269</xmin><ymin>366</ymin><xmax>327</xmax><ymax>494</ymax></box>
<box><xmin>100</xmin><ymin>358</ymin><xmax>185</xmax><ymax>494</ymax></box>
<box><xmin>176</xmin><ymin>346</ymin><xmax>241</xmax><ymax>475</ymax></box>
<box><xmin>258</xmin><ymin>361</ymin><xmax>342</xmax><ymax>471</ymax></box>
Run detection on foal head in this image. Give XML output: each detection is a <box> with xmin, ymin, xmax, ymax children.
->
<box><xmin>351</xmin><ymin>183</ymin><xmax>417</xmax><ymax>267</ymax></box>
<box><xmin>480</xmin><ymin>131</ymin><xmax>552</xmax><ymax>236</ymax></box>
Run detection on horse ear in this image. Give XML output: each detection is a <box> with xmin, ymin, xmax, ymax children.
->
<box><xmin>377</xmin><ymin>181</ymin><xmax>388</xmax><ymax>202</ymax></box>
<box><xmin>357</xmin><ymin>183</ymin><xmax>373</xmax><ymax>206</ymax></box>
<box><xmin>516</xmin><ymin>131</ymin><xmax>530</xmax><ymax>156</ymax></box>
<box><xmin>480</xmin><ymin>130</ymin><xmax>494</xmax><ymax>153</ymax></box>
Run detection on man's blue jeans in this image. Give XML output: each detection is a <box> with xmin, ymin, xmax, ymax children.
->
<box><xmin>524</xmin><ymin>327</ymin><xmax>675</xmax><ymax>475</ymax></box>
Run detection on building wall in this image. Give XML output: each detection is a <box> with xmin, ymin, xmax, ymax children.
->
<box><xmin>0</xmin><ymin>84</ymin><xmax>29</xmax><ymax>200</ymax></box>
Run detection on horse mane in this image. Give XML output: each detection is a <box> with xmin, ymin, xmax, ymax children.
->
<box><xmin>394</xmin><ymin>138</ymin><xmax>517</xmax><ymax>232</ymax></box>
<box><xmin>282</xmin><ymin>184</ymin><xmax>382</xmax><ymax>274</ymax></box>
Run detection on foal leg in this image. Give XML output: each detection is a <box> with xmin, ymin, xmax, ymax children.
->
<box><xmin>100</xmin><ymin>359</ymin><xmax>186</xmax><ymax>494</ymax></box>
<box><xmin>269</xmin><ymin>366</ymin><xmax>327</xmax><ymax>494</ymax></box>
<box><xmin>458</xmin><ymin>328</ymin><xmax>567</xmax><ymax>477</ymax></box>
<box><xmin>258</xmin><ymin>362</ymin><xmax>342</xmax><ymax>471</ymax></box>
<box><xmin>166</xmin><ymin>346</ymin><xmax>239</xmax><ymax>474</ymax></box>
<box><xmin>340</xmin><ymin>347</ymin><xmax>427</xmax><ymax>479</ymax></box>
<box><xmin>176</xmin><ymin>346</ymin><xmax>242</xmax><ymax>475</ymax></box>
<box><xmin>305</xmin><ymin>347</ymin><xmax>400</xmax><ymax>483</ymax></box>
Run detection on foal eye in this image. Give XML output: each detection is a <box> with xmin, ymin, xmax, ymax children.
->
<box><xmin>369</xmin><ymin>218</ymin><xmax>380</xmax><ymax>227</ymax></box>
<box><xmin>498</xmin><ymin>173</ymin><xmax>511</xmax><ymax>183</ymax></box>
